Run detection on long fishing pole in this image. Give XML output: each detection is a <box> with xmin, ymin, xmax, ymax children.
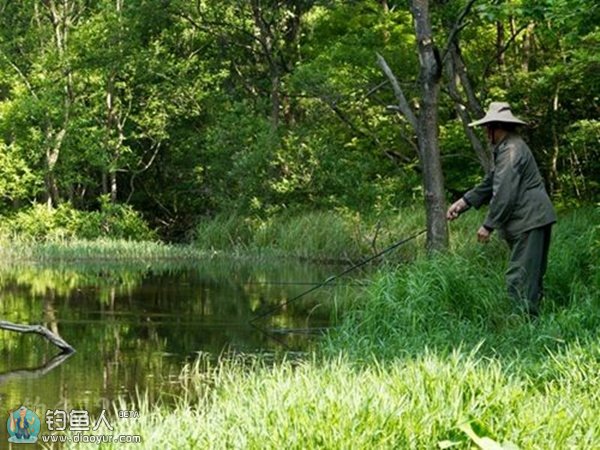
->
<box><xmin>250</xmin><ymin>228</ymin><xmax>427</xmax><ymax>323</ymax></box>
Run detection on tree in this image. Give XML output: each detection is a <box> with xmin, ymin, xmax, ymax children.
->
<box><xmin>0</xmin><ymin>0</ymin><xmax>80</xmax><ymax>208</ymax></box>
<box><xmin>378</xmin><ymin>1</ymin><xmax>446</xmax><ymax>252</ymax></box>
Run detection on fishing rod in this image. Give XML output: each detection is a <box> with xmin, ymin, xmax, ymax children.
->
<box><xmin>242</xmin><ymin>280</ymin><xmax>368</xmax><ymax>287</ymax></box>
<box><xmin>250</xmin><ymin>228</ymin><xmax>427</xmax><ymax>323</ymax></box>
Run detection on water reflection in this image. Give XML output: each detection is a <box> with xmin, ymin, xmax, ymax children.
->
<box><xmin>0</xmin><ymin>257</ymin><xmax>357</xmax><ymax>428</ymax></box>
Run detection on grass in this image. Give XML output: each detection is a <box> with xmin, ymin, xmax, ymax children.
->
<box><xmin>67</xmin><ymin>342</ymin><xmax>600</xmax><ymax>449</ymax></box>
<box><xmin>0</xmin><ymin>237</ymin><xmax>211</xmax><ymax>263</ymax></box>
<box><xmin>1</xmin><ymin>206</ymin><xmax>426</xmax><ymax>264</ymax></box>
<box><xmin>55</xmin><ymin>206</ymin><xmax>600</xmax><ymax>449</ymax></box>
<box><xmin>192</xmin><ymin>208</ymin><xmax>428</xmax><ymax>262</ymax></box>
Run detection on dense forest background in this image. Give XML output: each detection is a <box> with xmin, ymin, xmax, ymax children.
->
<box><xmin>0</xmin><ymin>0</ymin><xmax>598</xmax><ymax>241</ymax></box>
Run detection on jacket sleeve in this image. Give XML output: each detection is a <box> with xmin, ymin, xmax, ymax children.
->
<box><xmin>463</xmin><ymin>170</ymin><xmax>494</xmax><ymax>209</ymax></box>
<box><xmin>483</xmin><ymin>146</ymin><xmax>522</xmax><ymax>230</ymax></box>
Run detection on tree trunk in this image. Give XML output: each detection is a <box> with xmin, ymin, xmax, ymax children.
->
<box><xmin>44</xmin><ymin>156</ymin><xmax>59</xmax><ymax>208</ymax></box>
<box><xmin>549</xmin><ymin>87</ymin><xmax>560</xmax><ymax>195</ymax></box>
<box><xmin>250</xmin><ymin>0</ymin><xmax>280</xmax><ymax>129</ymax></box>
<box><xmin>105</xmin><ymin>73</ymin><xmax>120</xmax><ymax>203</ymax></box>
<box><xmin>496</xmin><ymin>20</ymin><xmax>505</xmax><ymax>67</ymax></box>
<box><xmin>411</xmin><ymin>0</ymin><xmax>448</xmax><ymax>252</ymax></box>
<box><xmin>447</xmin><ymin>43</ymin><xmax>492</xmax><ymax>172</ymax></box>
<box><xmin>521</xmin><ymin>23</ymin><xmax>534</xmax><ymax>72</ymax></box>
<box><xmin>270</xmin><ymin>69</ymin><xmax>280</xmax><ymax>129</ymax></box>
<box><xmin>379</xmin><ymin>0</ymin><xmax>389</xmax><ymax>13</ymax></box>
<box><xmin>41</xmin><ymin>0</ymin><xmax>74</xmax><ymax>207</ymax></box>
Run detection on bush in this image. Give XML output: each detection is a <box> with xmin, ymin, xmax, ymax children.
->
<box><xmin>0</xmin><ymin>197</ymin><xmax>156</xmax><ymax>241</ymax></box>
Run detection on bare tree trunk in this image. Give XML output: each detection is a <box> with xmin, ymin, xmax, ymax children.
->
<box><xmin>496</xmin><ymin>20</ymin><xmax>505</xmax><ymax>67</ymax></box>
<box><xmin>377</xmin><ymin>0</ymin><xmax>489</xmax><ymax>251</ymax></box>
<box><xmin>102</xmin><ymin>172</ymin><xmax>109</xmax><ymax>196</ymax></box>
<box><xmin>521</xmin><ymin>23</ymin><xmax>534</xmax><ymax>72</ymax></box>
<box><xmin>270</xmin><ymin>69</ymin><xmax>280</xmax><ymax>129</ymax></box>
<box><xmin>106</xmin><ymin>75</ymin><xmax>117</xmax><ymax>201</ymax></box>
<box><xmin>379</xmin><ymin>0</ymin><xmax>389</xmax><ymax>13</ymax></box>
<box><xmin>105</xmin><ymin>72</ymin><xmax>125</xmax><ymax>203</ymax></box>
<box><xmin>447</xmin><ymin>43</ymin><xmax>492</xmax><ymax>172</ymax></box>
<box><xmin>41</xmin><ymin>0</ymin><xmax>74</xmax><ymax>207</ymax></box>
<box><xmin>103</xmin><ymin>0</ymin><xmax>127</xmax><ymax>203</ymax></box>
<box><xmin>377</xmin><ymin>0</ymin><xmax>448</xmax><ymax>252</ymax></box>
<box><xmin>44</xmin><ymin>135</ymin><xmax>61</xmax><ymax>208</ymax></box>
<box><xmin>412</xmin><ymin>0</ymin><xmax>448</xmax><ymax>252</ymax></box>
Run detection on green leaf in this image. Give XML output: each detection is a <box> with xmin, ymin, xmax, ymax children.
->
<box><xmin>458</xmin><ymin>422</ymin><xmax>520</xmax><ymax>450</ymax></box>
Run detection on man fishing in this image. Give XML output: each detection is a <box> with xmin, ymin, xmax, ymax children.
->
<box><xmin>446</xmin><ymin>102</ymin><xmax>557</xmax><ymax>317</ymax></box>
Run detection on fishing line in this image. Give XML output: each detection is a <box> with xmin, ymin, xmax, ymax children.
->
<box><xmin>250</xmin><ymin>228</ymin><xmax>427</xmax><ymax>323</ymax></box>
<box><xmin>241</xmin><ymin>281</ymin><xmax>368</xmax><ymax>287</ymax></box>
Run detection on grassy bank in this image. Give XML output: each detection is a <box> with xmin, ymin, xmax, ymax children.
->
<box><xmin>78</xmin><ymin>343</ymin><xmax>599</xmax><ymax>449</ymax></box>
<box><xmin>3</xmin><ymin>206</ymin><xmax>428</xmax><ymax>263</ymax></box>
<box><xmin>192</xmin><ymin>208</ymin><xmax>428</xmax><ymax>261</ymax></box>
<box><xmin>60</xmin><ymin>207</ymin><xmax>599</xmax><ymax>449</ymax></box>
<box><xmin>0</xmin><ymin>237</ymin><xmax>211</xmax><ymax>263</ymax></box>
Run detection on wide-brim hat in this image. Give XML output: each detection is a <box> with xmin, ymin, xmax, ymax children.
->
<box><xmin>468</xmin><ymin>102</ymin><xmax>527</xmax><ymax>127</ymax></box>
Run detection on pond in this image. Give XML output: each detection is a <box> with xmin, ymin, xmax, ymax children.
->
<box><xmin>0</xmin><ymin>257</ymin><xmax>361</xmax><ymax>435</ymax></box>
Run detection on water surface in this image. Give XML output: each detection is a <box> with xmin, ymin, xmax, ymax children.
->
<box><xmin>0</xmin><ymin>257</ymin><xmax>357</xmax><ymax>433</ymax></box>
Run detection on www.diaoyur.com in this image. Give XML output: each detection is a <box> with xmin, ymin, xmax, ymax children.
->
<box><xmin>41</xmin><ymin>433</ymin><xmax>142</xmax><ymax>444</ymax></box>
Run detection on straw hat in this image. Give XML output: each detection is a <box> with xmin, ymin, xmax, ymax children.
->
<box><xmin>468</xmin><ymin>102</ymin><xmax>527</xmax><ymax>127</ymax></box>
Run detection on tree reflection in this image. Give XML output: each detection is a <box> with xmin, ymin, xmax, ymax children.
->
<box><xmin>0</xmin><ymin>257</ymin><xmax>354</xmax><ymax>413</ymax></box>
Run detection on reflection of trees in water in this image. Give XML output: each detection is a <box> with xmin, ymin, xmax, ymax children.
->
<box><xmin>0</xmin><ymin>258</ymin><xmax>355</xmax><ymax>411</ymax></box>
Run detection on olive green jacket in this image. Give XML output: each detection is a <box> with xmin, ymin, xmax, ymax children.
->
<box><xmin>463</xmin><ymin>133</ymin><xmax>556</xmax><ymax>240</ymax></box>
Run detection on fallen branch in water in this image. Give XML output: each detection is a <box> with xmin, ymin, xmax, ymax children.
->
<box><xmin>0</xmin><ymin>321</ymin><xmax>75</xmax><ymax>353</ymax></box>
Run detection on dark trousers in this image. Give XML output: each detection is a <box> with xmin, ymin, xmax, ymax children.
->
<box><xmin>505</xmin><ymin>224</ymin><xmax>552</xmax><ymax>316</ymax></box>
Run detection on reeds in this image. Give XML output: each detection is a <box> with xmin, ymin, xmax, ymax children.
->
<box><xmin>0</xmin><ymin>238</ymin><xmax>208</xmax><ymax>262</ymax></box>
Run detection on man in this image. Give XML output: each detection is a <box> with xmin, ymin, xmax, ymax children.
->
<box><xmin>446</xmin><ymin>102</ymin><xmax>557</xmax><ymax>317</ymax></box>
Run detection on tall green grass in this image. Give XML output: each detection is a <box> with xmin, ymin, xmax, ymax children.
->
<box><xmin>327</xmin><ymin>208</ymin><xmax>599</xmax><ymax>360</ymax></box>
<box><xmin>0</xmin><ymin>238</ymin><xmax>210</xmax><ymax>262</ymax></box>
<box><xmin>193</xmin><ymin>208</ymin><xmax>428</xmax><ymax>262</ymax></box>
<box><xmin>57</xmin><ymin>207</ymin><xmax>600</xmax><ymax>449</ymax></box>
<box><xmin>67</xmin><ymin>342</ymin><xmax>600</xmax><ymax>449</ymax></box>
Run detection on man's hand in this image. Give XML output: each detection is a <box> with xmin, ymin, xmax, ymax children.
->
<box><xmin>447</xmin><ymin>198</ymin><xmax>468</xmax><ymax>221</ymax></box>
<box><xmin>477</xmin><ymin>226</ymin><xmax>491</xmax><ymax>243</ymax></box>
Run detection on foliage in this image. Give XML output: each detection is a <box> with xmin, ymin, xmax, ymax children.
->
<box><xmin>0</xmin><ymin>0</ymin><xmax>597</xmax><ymax>240</ymax></box>
<box><xmin>0</xmin><ymin>197</ymin><xmax>156</xmax><ymax>242</ymax></box>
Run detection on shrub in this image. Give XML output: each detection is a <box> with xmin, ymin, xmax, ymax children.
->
<box><xmin>0</xmin><ymin>197</ymin><xmax>156</xmax><ymax>241</ymax></box>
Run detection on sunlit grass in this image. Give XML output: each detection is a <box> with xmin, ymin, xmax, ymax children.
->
<box><xmin>0</xmin><ymin>238</ymin><xmax>210</xmax><ymax>262</ymax></box>
<box><xmin>66</xmin><ymin>340</ymin><xmax>600</xmax><ymax>449</ymax></box>
<box><xmin>55</xmin><ymin>207</ymin><xmax>600</xmax><ymax>449</ymax></box>
<box><xmin>193</xmin><ymin>208</ymin><xmax>429</xmax><ymax>262</ymax></box>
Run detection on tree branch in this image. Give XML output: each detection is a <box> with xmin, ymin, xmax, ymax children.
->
<box><xmin>482</xmin><ymin>23</ymin><xmax>529</xmax><ymax>77</ymax></box>
<box><xmin>0</xmin><ymin>321</ymin><xmax>75</xmax><ymax>353</ymax></box>
<box><xmin>376</xmin><ymin>53</ymin><xmax>418</xmax><ymax>130</ymax></box>
<box><xmin>441</xmin><ymin>0</ymin><xmax>479</xmax><ymax>63</ymax></box>
<box><xmin>445</xmin><ymin>43</ymin><xmax>491</xmax><ymax>172</ymax></box>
